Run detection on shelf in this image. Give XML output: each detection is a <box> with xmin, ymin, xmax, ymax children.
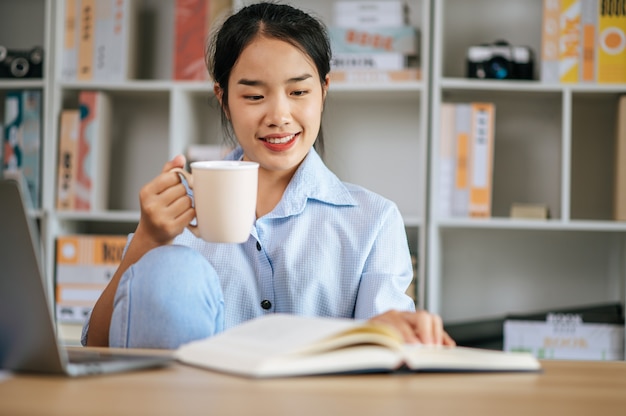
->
<box><xmin>55</xmin><ymin>210</ymin><xmax>140</xmax><ymax>223</ymax></box>
<box><xmin>0</xmin><ymin>79</ymin><xmax>45</xmax><ymax>89</ymax></box>
<box><xmin>436</xmin><ymin>218</ymin><xmax>626</xmax><ymax>232</ymax></box>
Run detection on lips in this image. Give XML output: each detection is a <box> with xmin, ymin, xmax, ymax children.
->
<box><xmin>260</xmin><ymin>132</ymin><xmax>299</xmax><ymax>151</ymax></box>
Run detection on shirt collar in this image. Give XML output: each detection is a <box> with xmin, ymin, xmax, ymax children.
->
<box><xmin>224</xmin><ymin>147</ymin><xmax>357</xmax><ymax>218</ymax></box>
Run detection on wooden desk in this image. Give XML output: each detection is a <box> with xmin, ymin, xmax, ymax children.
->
<box><xmin>1</xmin><ymin>359</ymin><xmax>626</xmax><ymax>415</ymax></box>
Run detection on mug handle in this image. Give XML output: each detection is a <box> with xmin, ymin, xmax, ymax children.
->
<box><xmin>170</xmin><ymin>167</ymin><xmax>202</xmax><ymax>239</ymax></box>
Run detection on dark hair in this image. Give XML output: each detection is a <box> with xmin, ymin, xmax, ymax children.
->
<box><xmin>206</xmin><ymin>2</ymin><xmax>331</xmax><ymax>156</ymax></box>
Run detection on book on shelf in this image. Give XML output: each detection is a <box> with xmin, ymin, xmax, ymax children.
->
<box><xmin>173</xmin><ymin>0</ymin><xmax>232</xmax><ymax>81</ymax></box>
<box><xmin>331</xmin><ymin>52</ymin><xmax>415</xmax><ymax>71</ymax></box>
<box><xmin>3</xmin><ymin>90</ymin><xmax>42</xmax><ymax>209</ymax></box>
<box><xmin>597</xmin><ymin>0</ymin><xmax>626</xmax><ymax>83</ymax></box>
<box><xmin>438</xmin><ymin>102</ymin><xmax>496</xmax><ymax>218</ymax></box>
<box><xmin>541</xmin><ymin>0</ymin><xmax>626</xmax><ymax>84</ymax></box>
<box><xmin>175</xmin><ymin>314</ymin><xmax>541</xmax><ymax>378</ymax></box>
<box><xmin>438</xmin><ymin>103</ymin><xmax>456</xmax><ymax>218</ymax></box>
<box><xmin>56</xmin><ymin>109</ymin><xmax>80</xmax><ymax>211</ymax></box>
<box><xmin>55</xmin><ymin>234</ymin><xmax>127</xmax><ymax>325</ymax></box>
<box><xmin>61</xmin><ymin>0</ymin><xmax>79</xmax><ymax>81</ymax></box>
<box><xmin>75</xmin><ymin>90</ymin><xmax>112</xmax><ymax>211</ymax></box>
<box><xmin>580</xmin><ymin>0</ymin><xmax>598</xmax><ymax>82</ymax></box>
<box><xmin>332</xmin><ymin>1</ymin><xmax>409</xmax><ymax>27</ymax></box>
<box><xmin>615</xmin><ymin>95</ymin><xmax>626</xmax><ymax>221</ymax></box>
<box><xmin>451</xmin><ymin>103</ymin><xmax>471</xmax><ymax>217</ymax></box>
<box><xmin>329</xmin><ymin>26</ymin><xmax>419</xmax><ymax>55</ymax></box>
<box><xmin>77</xmin><ymin>0</ymin><xmax>95</xmax><ymax>81</ymax></box>
<box><xmin>64</xmin><ymin>0</ymin><xmax>137</xmax><ymax>82</ymax></box>
<box><xmin>541</xmin><ymin>0</ymin><xmax>561</xmax><ymax>83</ymax></box>
<box><xmin>468</xmin><ymin>103</ymin><xmax>495</xmax><ymax>218</ymax></box>
<box><xmin>329</xmin><ymin>68</ymin><xmax>420</xmax><ymax>83</ymax></box>
<box><xmin>559</xmin><ymin>0</ymin><xmax>582</xmax><ymax>83</ymax></box>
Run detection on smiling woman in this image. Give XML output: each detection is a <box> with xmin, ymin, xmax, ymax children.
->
<box><xmin>84</xmin><ymin>2</ymin><xmax>455</xmax><ymax>350</ymax></box>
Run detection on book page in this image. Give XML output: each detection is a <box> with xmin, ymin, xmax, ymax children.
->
<box><xmin>175</xmin><ymin>314</ymin><xmax>402</xmax><ymax>377</ymax></box>
<box><xmin>401</xmin><ymin>345</ymin><xmax>541</xmax><ymax>372</ymax></box>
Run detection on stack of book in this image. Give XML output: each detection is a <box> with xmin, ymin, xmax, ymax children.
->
<box><xmin>61</xmin><ymin>0</ymin><xmax>137</xmax><ymax>82</ymax></box>
<box><xmin>56</xmin><ymin>90</ymin><xmax>112</xmax><ymax>212</ymax></box>
<box><xmin>329</xmin><ymin>1</ymin><xmax>421</xmax><ymax>83</ymax></box>
<box><xmin>438</xmin><ymin>102</ymin><xmax>496</xmax><ymax>219</ymax></box>
<box><xmin>172</xmin><ymin>0</ymin><xmax>232</xmax><ymax>81</ymax></box>
<box><xmin>541</xmin><ymin>0</ymin><xmax>626</xmax><ymax>84</ymax></box>
<box><xmin>2</xmin><ymin>90</ymin><xmax>42</xmax><ymax>209</ymax></box>
<box><xmin>55</xmin><ymin>234</ymin><xmax>127</xmax><ymax>344</ymax></box>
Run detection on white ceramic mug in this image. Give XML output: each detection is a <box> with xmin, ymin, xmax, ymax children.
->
<box><xmin>172</xmin><ymin>160</ymin><xmax>259</xmax><ymax>243</ymax></box>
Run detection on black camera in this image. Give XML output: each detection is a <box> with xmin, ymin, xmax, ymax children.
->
<box><xmin>466</xmin><ymin>40</ymin><xmax>534</xmax><ymax>80</ymax></box>
<box><xmin>0</xmin><ymin>46</ymin><xmax>44</xmax><ymax>79</ymax></box>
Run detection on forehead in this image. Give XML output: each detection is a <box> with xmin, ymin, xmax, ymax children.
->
<box><xmin>231</xmin><ymin>35</ymin><xmax>319</xmax><ymax>81</ymax></box>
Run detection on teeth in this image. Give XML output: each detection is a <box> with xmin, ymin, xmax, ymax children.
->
<box><xmin>265</xmin><ymin>134</ymin><xmax>295</xmax><ymax>144</ymax></box>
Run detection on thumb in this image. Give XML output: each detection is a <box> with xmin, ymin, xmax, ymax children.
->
<box><xmin>161</xmin><ymin>154</ymin><xmax>186</xmax><ymax>173</ymax></box>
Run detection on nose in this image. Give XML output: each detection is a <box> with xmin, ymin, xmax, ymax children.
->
<box><xmin>264</xmin><ymin>93</ymin><xmax>291</xmax><ymax>127</ymax></box>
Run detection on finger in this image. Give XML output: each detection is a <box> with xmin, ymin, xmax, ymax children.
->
<box><xmin>430</xmin><ymin>314</ymin><xmax>444</xmax><ymax>345</ymax></box>
<box><xmin>161</xmin><ymin>154</ymin><xmax>187</xmax><ymax>173</ymax></box>
<box><xmin>443</xmin><ymin>331</ymin><xmax>456</xmax><ymax>347</ymax></box>
<box><xmin>412</xmin><ymin>311</ymin><xmax>434</xmax><ymax>345</ymax></box>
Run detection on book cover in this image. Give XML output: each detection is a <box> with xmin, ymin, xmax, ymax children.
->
<box><xmin>329</xmin><ymin>68</ymin><xmax>421</xmax><ymax>83</ymax></box>
<box><xmin>56</xmin><ymin>109</ymin><xmax>80</xmax><ymax>211</ymax></box>
<box><xmin>542</xmin><ymin>0</ymin><xmax>561</xmax><ymax>83</ymax></box>
<box><xmin>3</xmin><ymin>91</ymin><xmax>23</xmax><ymax>174</ymax></box>
<box><xmin>614</xmin><ymin>95</ymin><xmax>626</xmax><ymax>221</ymax></box>
<box><xmin>61</xmin><ymin>0</ymin><xmax>79</xmax><ymax>81</ymax></box>
<box><xmin>75</xmin><ymin>91</ymin><xmax>112</xmax><ymax>211</ymax></box>
<box><xmin>20</xmin><ymin>90</ymin><xmax>42</xmax><ymax>209</ymax></box>
<box><xmin>451</xmin><ymin>103</ymin><xmax>471</xmax><ymax>217</ymax></box>
<box><xmin>55</xmin><ymin>234</ymin><xmax>127</xmax><ymax>324</ymax></box>
<box><xmin>173</xmin><ymin>0</ymin><xmax>232</xmax><ymax>80</ymax></box>
<box><xmin>580</xmin><ymin>0</ymin><xmax>598</xmax><ymax>82</ymax></box>
<box><xmin>598</xmin><ymin>0</ymin><xmax>626</xmax><ymax>83</ymax></box>
<box><xmin>175</xmin><ymin>314</ymin><xmax>541</xmax><ymax>378</ymax></box>
<box><xmin>468</xmin><ymin>102</ymin><xmax>495</xmax><ymax>218</ymax></box>
<box><xmin>109</xmin><ymin>0</ymin><xmax>138</xmax><ymax>81</ymax></box>
<box><xmin>329</xmin><ymin>26</ymin><xmax>419</xmax><ymax>55</ymax></box>
<box><xmin>77</xmin><ymin>0</ymin><xmax>95</xmax><ymax>81</ymax></box>
<box><xmin>93</xmin><ymin>0</ymin><xmax>114</xmax><ymax>81</ymax></box>
<box><xmin>331</xmin><ymin>52</ymin><xmax>413</xmax><ymax>71</ymax></box>
<box><xmin>438</xmin><ymin>103</ymin><xmax>456</xmax><ymax>218</ymax></box>
<box><xmin>332</xmin><ymin>1</ymin><xmax>408</xmax><ymax>27</ymax></box>
<box><xmin>560</xmin><ymin>0</ymin><xmax>582</xmax><ymax>83</ymax></box>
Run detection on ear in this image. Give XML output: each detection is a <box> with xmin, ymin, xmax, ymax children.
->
<box><xmin>321</xmin><ymin>75</ymin><xmax>330</xmax><ymax>111</ymax></box>
<box><xmin>214</xmin><ymin>83</ymin><xmax>230</xmax><ymax>119</ymax></box>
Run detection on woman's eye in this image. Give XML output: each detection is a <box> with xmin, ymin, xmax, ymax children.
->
<box><xmin>245</xmin><ymin>95</ymin><xmax>263</xmax><ymax>101</ymax></box>
<box><xmin>292</xmin><ymin>90</ymin><xmax>308</xmax><ymax>97</ymax></box>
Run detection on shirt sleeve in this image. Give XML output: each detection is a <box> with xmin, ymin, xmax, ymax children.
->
<box><xmin>353</xmin><ymin>202</ymin><xmax>416</xmax><ymax>319</ymax></box>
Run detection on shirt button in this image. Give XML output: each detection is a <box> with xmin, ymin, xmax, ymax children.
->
<box><xmin>256</xmin><ymin>241</ymin><xmax>262</xmax><ymax>251</ymax></box>
<box><xmin>260</xmin><ymin>300</ymin><xmax>272</xmax><ymax>310</ymax></box>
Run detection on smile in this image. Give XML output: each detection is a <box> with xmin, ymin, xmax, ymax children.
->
<box><xmin>263</xmin><ymin>133</ymin><xmax>297</xmax><ymax>144</ymax></box>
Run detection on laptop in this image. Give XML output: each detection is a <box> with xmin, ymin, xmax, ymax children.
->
<box><xmin>0</xmin><ymin>178</ymin><xmax>173</xmax><ymax>376</ymax></box>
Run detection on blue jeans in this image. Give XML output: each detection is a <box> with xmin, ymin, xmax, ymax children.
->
<box><xmin>109</xmin><ymin>245</ymin><xmax>225</xmax><ymax>349</ymax></box>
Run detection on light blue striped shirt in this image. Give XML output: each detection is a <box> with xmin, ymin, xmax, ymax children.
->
<box><xmin>175</xmin><ymin>147</ymin><xmax>416</xmax><ymax>330</ymax></box>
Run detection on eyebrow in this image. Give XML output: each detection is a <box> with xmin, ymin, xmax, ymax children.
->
<box><xmin>237</xmin><ymin>73</ymin><xmax>313</xmax><ymax>86</ymax></box>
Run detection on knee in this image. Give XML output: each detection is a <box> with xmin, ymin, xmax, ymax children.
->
<box><xmin>126</xmin><ymin>245</ymin><xmax>223</xmax><ymax>304</ymax></box>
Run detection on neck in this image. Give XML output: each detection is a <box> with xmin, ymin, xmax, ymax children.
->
<box><xmin>255</xmin><ymin>166</ymin><xmax>296</xmax><ymax>218</ymax></box>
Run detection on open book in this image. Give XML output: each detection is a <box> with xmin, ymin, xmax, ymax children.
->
<box><xmin>175</xmin><ymin>314</ymin><xmax>541</xmax><ymax>378</ymax></box>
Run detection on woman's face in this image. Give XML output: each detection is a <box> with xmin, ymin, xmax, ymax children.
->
<box><xmin>218</xmin><ymin>35</ymin><xmax>329</xmax><ymax>176</ymax></box>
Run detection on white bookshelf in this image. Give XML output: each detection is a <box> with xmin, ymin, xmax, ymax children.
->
<box><xmin>428</xmin><ymin>0</ymin><xmax>626</xmax><ymax>323</ymax></box>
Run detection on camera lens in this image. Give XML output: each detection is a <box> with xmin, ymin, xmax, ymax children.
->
<box><xmin>10</xmin><ymin>57</ymin><xmax>29</xmax><ymax>78</ymax></box>
<box><xmin>0</xmin><ymin>46</ymin><xmax>7</xmax><ymax>62</ymax></box>
<box><xmin>487</xmin><ymin>56</ymin><xmax>512</xmax><ymax>79</ymax></box>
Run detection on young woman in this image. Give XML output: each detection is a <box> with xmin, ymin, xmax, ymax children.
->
<box><xmin>85</xmin><ymin>2</ymin><xmax>455</xmax><ymax>349</ymax></box>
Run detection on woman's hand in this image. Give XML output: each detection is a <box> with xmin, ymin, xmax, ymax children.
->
<box><xmin>135</xmin><ymin>155</ymin><xmax>196</xmax><ymax>246</ymax></box>
<box><xmin>369</xmin><ymin>309</ymin><xmax>456</xmax><ymax>346</ymax></box>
